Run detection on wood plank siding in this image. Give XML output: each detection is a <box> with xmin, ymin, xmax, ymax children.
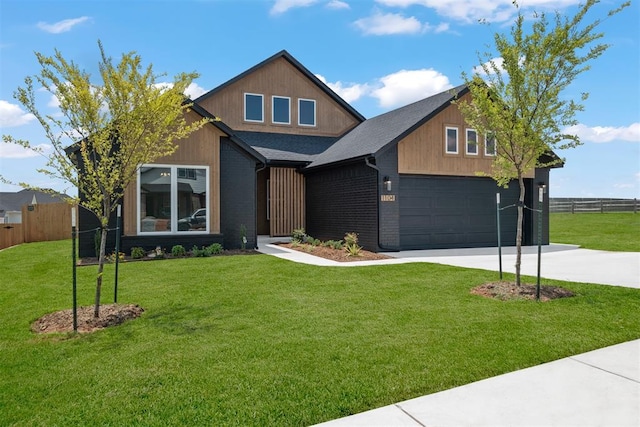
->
<box><xmin>398</xmin><ymin>95</ymin><xmax>534</xmax><ymax>178</ymax></box>
<box><xmin>198</xmin><ymin>57</ymin><xmax>359</xmax><ymax>137</ymax></box>
<box><xmin>269</xmin><ymin>167</ymin><xmax>305</xmax><ymax>236</ymax></box>
<box><xmin>123</xmin><ymin>111</ymin><xmax>223</xmax><ymax>235</ymax></box>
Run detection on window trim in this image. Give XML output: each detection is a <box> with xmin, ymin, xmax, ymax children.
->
<box><xmin>298</xmin><ymin>98</ymin><xmax>316</xmax><ymax>127</ymax></box>
<box><xmin>244</xmin><ymin>93</ymin><xmax>264</xmax><ymax>123</ymax></box>
<box><xmin>445</xmin><ymin>126</ymin><xmax>459</xmax><ymax>154</ymax></box>
<box><xmin>466</xmin><ymin>128</ymin><xmax>478</xmax><ymax>155</ymax></box>
<box><xmin>272</xmin><ymin>95</ymin><xmax>291</xmax><ymax>125</ymax></box>
<box><xmin>485</xmin><ymin>133</ymin><xmax>497</xmax><ymax>157</ymax></box>
<box><xmin>137</xmin><ymin>164</ymin><xmax>210</xmax><ymax>235</ymax></box>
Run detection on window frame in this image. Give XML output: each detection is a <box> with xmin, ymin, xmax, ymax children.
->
<box><xmin>272</xmin><ymin>95</ymin><xmax>291</xmax><ymax>125</ymax></box>
<box><xmin>298</xmin><ymin>98</ymin><xmax>316</xmax><ymax>127</ymax></box>
<box><xmin>244</xmin><ymin>93</ymin><xmax>264</xmax><ymax>123</ymax></box>
<box><xmin>445</xmin><ymin>126</ymin><xmax>459</xmax><ymax>154</ymax></box>
<box><xmin>137</xmin><ymin>164</ymin><xmax>210</xmax><ymax>235</ymax></box>
<box><xmin>466</xmin><ymin>128</ymin><xmax>478</xmax><ymax>155</ymax></box>
<box><xmin>485</xmin><ymin>133</ymin><xmax>497</xmax><ymax>157</ymax></box>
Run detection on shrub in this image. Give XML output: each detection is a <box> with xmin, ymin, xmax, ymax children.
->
<box><xmin>171</xmin><ymin>245</ymin><xmax>186</xmax><ymax>257</ymax></box>
<box><xmin>205</xmin><ymin>243</ymin><xmax>223</xmax><ymax>256</ymax></box>
<box><xmin>326</xmin><ymin>240</ymin><xmax>344</xmax><ymax>250</ymax></box>
<box><xmin>291</xmin><ymin>228</ymin><xmax>307</xmax><ymax>243</ymax></box>
<box><xmin>191</xmin><ymin>245</ymin><xmax>207</xmax><ymax>257</ymax></box>
<box><xmin>107</xmin><ymin>251</ymin><xmax>125</xmax><ymax>263</ymax></box>
<box><xmin>344</xmin><ymin>232</ymin><xmax>362</xmax><ymax>257</ymax></box>
<box><xmin>131</xmin><ymin>247</ymin><xmax>145</xmax><ymax>259</ymax></box>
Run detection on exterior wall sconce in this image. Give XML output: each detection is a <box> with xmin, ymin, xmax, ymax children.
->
<box><xmin>383</xmin><ymin>176</ymin><xmax>392</xmax><ymax>192</ymax></box>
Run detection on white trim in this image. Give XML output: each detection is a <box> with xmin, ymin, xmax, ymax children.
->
<box><xmin>137</xmin><ymin>164</ymin><xmax>210</xmax><ymax>235</ymax></box>
<box><xmin>244</xmin><ymin>93</ymin><xmax>264</xmax><ymax>123</ymax></box>
<box><xmin>272</xmin><ymin>95</ymin><xmax>291</xmax><ymax>125</ymax></box>
<box><xmin>445</xmin><ymin>126</ymin><xmax>459</xmax><ymax>154</ymax></box>
<box><xmin>298</xmin><ymin>98</ymin><xmax>316</xmax><ymax>127</ymax></box>
<box><xmin>466</xmin><ymin>128</ymin><xmax>478</xmax><ymax>155</ymax></box>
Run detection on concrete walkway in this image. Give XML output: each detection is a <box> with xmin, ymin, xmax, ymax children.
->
<box><xmin>256</xmin><ymin>238</ymin><xmax>640</xmax><ymax>426</ymax></box>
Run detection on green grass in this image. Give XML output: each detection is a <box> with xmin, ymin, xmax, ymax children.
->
<box><xmin>1</xmin><ymin>240</ymin><xmax>639</xmax><ymax>426</ymax></box>
<box><xmin>550</xmin><ymin>212</ymin><xmax>640</xmax><ymax>251</ymax></box>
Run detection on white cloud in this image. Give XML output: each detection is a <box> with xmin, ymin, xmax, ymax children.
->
<box><xmin>564</xmin><ymin>123</ymin><xmax>640</xmax><ymax>143</ymax></box>
<box><xmin>36</xmin><ymin>16</ymin><xmax>90</xmax><ymax>34</ymax></box>
<box><xmin>0</xmin><ymin>141</ymin><xmax>51</xmax><ymax>159</ymax></box>
<box><xmin>0</xmin><ymin>100</ymin><xmax>35</xmax><ymax>128</ymax></box>
<box><xmin>184</xmin><ymin>83</ymin><xmax>207</xmax><ymax>100</ymax></box>
<box><xmin>375</xmin><ymin>0</ymin><xmax>581</xmax><ymax>24</ymax></box>
<box><xmin>316</xmin><ymin>74</ymin><xmax>370</xmax><ymax>103</ymax></box>
<box><xmin>354</xmin><ymin>11</ymin><xmax>424</xmax><ymax>35</ymax></box>
<box><xmin>326</xmin><ymin>0</ymin><xmax>350</xmax><ymax>9</ymax></box>
<box><xmin>473</xmin><ymin>57</ymin><xmax>506</xmax><ymax>76</ymax></box>
<box><xmin>371</xmin><ymin>69</ymin><xmax>452</xmax><ymax>108</ymax></box>
<box><xmin>270</xmin><ymin>0</ymin><xmax>319</xmax><ymax>15</ymax></box>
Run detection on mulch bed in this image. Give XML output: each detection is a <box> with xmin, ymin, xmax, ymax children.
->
<box><xmin>278</xmin><ymin>242</ymin><xmax>391</xmax><ymax>262</ymax></box>
<box><xmin>31</xmin><ymin>304</ymin><xmax>144</xmax><ymax>334</ymax></box>
<box><xmin>471</xmin><ymin>281</ymin><xmax>575</xmax><ymax>301</ymax></box>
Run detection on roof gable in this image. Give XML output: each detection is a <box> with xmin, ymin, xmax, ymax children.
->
<box><xmin>306</xmin><ymin>84</ymin><xmax>469</xmax><ymax>169</ymax></box>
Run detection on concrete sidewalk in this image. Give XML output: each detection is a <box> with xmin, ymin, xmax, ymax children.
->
<box><xmin>313</xmin><ymin>339</ymin><xmax>640</xmax><ymax>427</ymax></box>
<box><xmin>256</xmin><ymin>238</ymin><xmax>640</xmax><ymax>426</ymax></box>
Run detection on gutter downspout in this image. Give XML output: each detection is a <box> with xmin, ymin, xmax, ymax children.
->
<box><xmin>364</xmin><ymin>156</ymin><xmax>397</xmax><ymax>252</ymax></box>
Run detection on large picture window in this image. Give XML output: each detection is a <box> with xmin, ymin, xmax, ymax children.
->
<box><xmin>272</xmin><ymin>96</ymin><xmax>290</xmax><ymax>124</ymax></box>
<box><xmin>298</xmin><ymin>98</ymin><xmax>316</xmax><ymax>127</ymax></box>
<box><xmin>445</xmin><ymin>127</ymin><xmax>458</xmax><ymax>154</ymax></box>
<box><xmin>138</xmin><ymin>165</ymin><xmax>208</xmax><ymax>234</ymax></box>
<box><xmin>244</xmin><ymin>93</ymin><xmax>263</xmax><ymax>122</ymax></box>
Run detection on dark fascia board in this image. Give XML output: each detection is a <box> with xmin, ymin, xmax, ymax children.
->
<box><xmin>188</xmin><ymin>102</ymin><xmax>266</xmax><ymax>164</ymax></box>
<box><xmin>302</xmin><ymin>154</ymin><xmax>372</xmax><ymax>174</ymax></box>
<box><xmin>194</xmin><ymin>50</ymin><xmax>366</xmax><ymax>123</ymax></box>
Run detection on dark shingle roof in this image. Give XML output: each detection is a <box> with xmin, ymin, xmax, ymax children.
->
<box><xmin>306</xmin><ymin>84</ymin><xmax>469</xmax><ymax>170</ymax></box>
<box><xmin>234</xmin><ymin>131</ymin><xmax>338</xmax><ymax>164</ymax></box>
<box><xmin>0</xmin><ymin>189</ymin><xmax>69</xmax><ymax>216</ymax></box>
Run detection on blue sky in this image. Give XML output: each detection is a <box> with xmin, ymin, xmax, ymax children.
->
<box><xmin>1</xmin><ymin>0</ymin><xmax>638</xmax><ymax>198</ymax></box>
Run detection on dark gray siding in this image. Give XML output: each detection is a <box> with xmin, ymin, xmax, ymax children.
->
<box><xmin>399</xmin><ymin>175</ymin><xmax>523</xmax><ymax>249</ymax></box>
<box><xmin>220</xmin><ymin>138</ymin><xmax>259</xmax><ymax>249</ymax></box>
<box><xmin>305</xmin><ymin>162</ymin><xmax>378</xmax><ymax>251</ymax></box>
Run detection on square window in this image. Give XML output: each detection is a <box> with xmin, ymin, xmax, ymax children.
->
<box><xmin>245</xmin><ymin>93</ymin><xmax>263</xmax><ymax>122</ymax></box>
<box><xmin>466</xmin><ymin>129</ymin><xmax>478</xmax><ymax>155</ymax></box>
<box><xmin>485</xmin><ymin>133</ymin><xmax>497</xmax><ymax>156</ymax></box>
<box><xmin>299</xmin><ymin>99</ymin><xmax>316</xmax><ymax>127</ymax></box>
<box><xmin>272</xmin><ymin>96</ymin><xmax>290</xmax><ymax>124</ymax></box>
<box><xmin>445</xmin><ymin>127</ymin><xmax>458</xmax><ymax>154</ymax></box>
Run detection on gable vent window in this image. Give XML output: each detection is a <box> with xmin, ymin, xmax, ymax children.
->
<box><xmin>298</xmin><ymin>98</ymin><xmax>316</xmax><ymax>127</ymax></box>
<box><xmin>245</xmin><ymin>93</ymin><xmax>264</xmax><ymax>122</ymax></box>
<box><xmin>272</xmin><ymin>96</ymin><xmax>291</xmax><ymax>125</ymax></box>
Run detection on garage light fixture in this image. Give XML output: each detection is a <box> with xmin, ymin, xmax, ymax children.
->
<box><xmin>383</xmin><ymin>176</ymin><xmax>392</xmax><ymax>192</ymax></box>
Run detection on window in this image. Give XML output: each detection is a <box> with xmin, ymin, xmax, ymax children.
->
<box><xmin>485</xmin><ymin>133</ymin><xmax>497</xmax><ymax>156</ymax></box>
<box><xmin>445</xmin><ymin>127</ymin><xmax>458</xmax><ymax>154</ymax></box>
<box><xmin>466</xmin><ymin>129</ymin><xmax>478</xmax><ymax>155</ymax></box>
<box><xmin>298</xmin><ymin>98</ymin><xmax>316</xmax><ymax>127</ymax></box>
<box><xmin>138</xmin><ymin>165</ymin><xmax>209</xmax><ymax>234</ymax></box>
<box><xmin>244</xmin><ymin>93</ymin><xmax>263</xmax><ymax>122</ymax></box>
<box><xmin>272</xmin><ymin>96</ymin><xmax>291</xmax><ymax>124</ymax></box>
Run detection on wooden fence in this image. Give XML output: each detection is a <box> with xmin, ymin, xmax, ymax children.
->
<box><xmin>0</xmin><ymin>203</ymin><xmax>77</xmax><ymax>250</ymax></box>
<box><xmin>550</xmin><ymin>198</ymin><xmax>638</xmax><ymax>214</ymax></box>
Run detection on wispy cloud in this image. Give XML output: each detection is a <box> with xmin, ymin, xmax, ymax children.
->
<box><xmin>270</xmin><ymin>0</ymin><xmax>319</xmax><ymax>15</ymax></box>
<box><xmin>354</xmin><ymin>11</ymin><xmax>423</xmax><ymax>35</ymax></box>
<box><xmin>316</xmin><ymin>74</ymin><xmax>370</xmax><ymax>103</ymax></box>
<box><xmin>36</xmin><ymin>16</ymin><xmax>91</xmax><ymax>34</ymax></box>
<box><xmin>0</xmin><ymin>141</ymin><xmax>51</xmax><ymax>159</ymax></box>
<box><xmin>565</xmin><ymin>123</ymin><xmax>640</xmax><ymax>143</ymax></box>
<box><xmin>371</xmin><ymin>68</ymin><xmax>452</xmax><ymax>108</ymax></box>
<box><xmin>0</xmin><ymin>100</ymin><xmax>35</xmax><ymax>128</ymax></box>
<box><xmin>326</xmin><ymin>0</ymin><xmax>350</xmax><ymax>9</ymax></box>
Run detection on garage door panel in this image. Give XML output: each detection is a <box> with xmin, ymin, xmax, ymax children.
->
<box><xmin>399</xmin><ymin>176</ymin><xmax>519</xmax><ymax>249</ymax></box>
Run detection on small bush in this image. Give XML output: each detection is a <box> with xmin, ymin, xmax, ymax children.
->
<box><xmin>131</xmin><ymin>247</ymin><xmax>145</xmax><ymax>259</ymax></box>
<box><xmin>191</xmin><ymin>245</ymin><xmax>207</xmax><ymax>257</ymax></box>
<box><xmin>326</xmin><ymin>240</ymin><xmax>344</xmax><ymax>250</ymax></box>
<box><xmin>344</xmin><ymin>232</ymin><xmax>362</xmax><ymax>257</ymax></box>
<box><xmin>107</xmin><ymin>251</ymin><xmax>125</xmax><ymax>263</ymax></box>
<box><xmin>171</xmin><ymin>245</ymin><xmax>186</xmax><ymax>257</ymax></box>
<box><xmin>291</xmin><ymin>228</ymin><xmax>307</xmax><ymax>243</ymax></box>
<box><xmin>308</xmin><ymin>238</ymin><xmax>321</xmax><ymax>247</ymax></box>
<box><xmin>205</xmin><ymin>243</ymin><xmax>223</xmax><ymax>256</ymax></box>
<box><xmin>344</xmin><ymin>232</ymin><xmax>358</xmax><ymax>247</ymax></box>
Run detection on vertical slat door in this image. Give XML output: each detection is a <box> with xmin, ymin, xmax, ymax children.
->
<box><xmin>269</xmin><ymin>167</ymin><xmax>305</xmax><ymax>236</ymax></box>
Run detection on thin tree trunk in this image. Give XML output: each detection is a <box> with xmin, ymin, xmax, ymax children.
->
<box><xmin>515</xmin><ymin>173</ymin><xmax>526</xmax><ymax>287</ymax></box>
<box><xmin>94</xmin><ymin>226</ymin><xmax>107</xmax><ymax>318</ymax></box>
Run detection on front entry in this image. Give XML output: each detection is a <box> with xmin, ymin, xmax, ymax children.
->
<box><xmin>257</xmin><ymin>167</ymin><xmax>305</xmax><ymax>237</ymax></box>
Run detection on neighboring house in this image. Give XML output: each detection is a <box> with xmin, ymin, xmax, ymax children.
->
<box><xmin>0</xmin><ymin>189</ymin><xmax>68</xmax><ymax>223</ymax></box>
<box><xmin>75</xmin><ymin>50</ymin><xmax>559</xmax><ymax>257</ymax></box>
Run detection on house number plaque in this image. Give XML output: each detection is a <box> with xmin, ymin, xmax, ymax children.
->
<box><xmin>380</xmin><ymin>195</ymin><xmax>396</xmax><ymax>202</ymax></box>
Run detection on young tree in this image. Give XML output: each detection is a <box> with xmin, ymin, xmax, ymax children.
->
<box><xmin>2</xmin><ymin>41</ymin><xmax>209</xmax><ymax>317</ymax></box>
<box><xmin>456</xmin><ymin>0</ymin><xmax>629</xmax><ymax>286</ymax></box>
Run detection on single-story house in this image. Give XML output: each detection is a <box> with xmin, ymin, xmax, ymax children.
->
<box><xmin>0</xmin><ymin>189</ymin><xmax>69</xmax><ymax>223</ymax></box>
<box><xmin>75</xmin><ymin>50</ymin><xmax>559</xmax><ymax>257</ymax></box>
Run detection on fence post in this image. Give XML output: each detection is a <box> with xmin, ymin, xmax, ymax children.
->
<box><xmin>600</xmin><ymin>199</ymin><xmax>604</xmax><ymax>213</ymax></box>
<box><xmin>571</xmin><ymin>201</ymin><xmax>575</xmax><ymax>214</ymax></box>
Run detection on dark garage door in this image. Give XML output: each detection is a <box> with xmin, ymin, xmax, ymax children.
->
<box><xmin>399</xmin><ymin>175</ymin><xmax>520</xmax><ymax>250</ymax></box>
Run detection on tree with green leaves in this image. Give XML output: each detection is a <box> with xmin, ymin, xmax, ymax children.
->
<box><xmin>456</xmin><ymin>0</ymin><xmax>629</xmax><ymax>286</ymax></box>
<box><xmin>2</xmin><ymin>41</ymin><xmax>209</xmax><ymax>317</ymax></box>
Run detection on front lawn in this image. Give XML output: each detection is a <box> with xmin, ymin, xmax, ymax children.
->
<box><xmin>1</xmin><ymin>240</ymin><xmax>639</xmax><ymax>426</ymax></box>
<box><xmin>550</xmin><ymin>212</ymin><xmax>640</xmax><ymax>251</ymax></box>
